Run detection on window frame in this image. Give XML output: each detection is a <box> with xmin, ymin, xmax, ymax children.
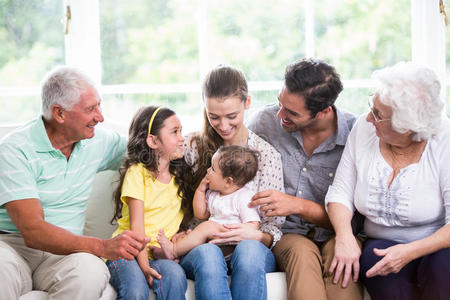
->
<box><xmin>0</xmin><ymin>0</ymin><xmax>447</xmax><ymax>121</ymax></box>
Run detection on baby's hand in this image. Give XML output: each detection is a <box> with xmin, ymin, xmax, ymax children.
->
<box><xmin>197</xmin><ymin>176</ymin><xmax>210</xmax><ymax>193</ymax></box>
<box><xmin>143</xmin><ymin>267</ymin><xmax>161</xmax><ymax>288</ymax></box>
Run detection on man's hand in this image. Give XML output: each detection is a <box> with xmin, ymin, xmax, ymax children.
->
<box><xmin>329</xmin><ymin>234</ymin><xmax>361</xmax><ymax>287</ymax></box>
<box><xmin>366</xmin><ymin>243</ymin><xmax>413</xmax><ymax>277</ymax></box>
<box><xmin>250</xmin><ymin>190</ymin><xmax>299</xmax><ymax>217</ymax></box>
<box><xmin>102</xmin><ymin>230</ymin><xmax>150</xmax><ymax>260</ymax></box>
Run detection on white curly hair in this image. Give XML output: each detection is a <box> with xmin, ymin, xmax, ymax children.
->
<box><xmin>372</xmin><ymin>62</ymin><xmax>444</xmax><ymax>141</ymax></box>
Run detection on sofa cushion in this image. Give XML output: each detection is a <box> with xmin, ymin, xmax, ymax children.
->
<box><xmin>20</xmin><ymin>273</ymin><xmax>288</xmax><ymax>300</ymax></box>
<box><xmin>83</xmin><ymin>170</ymin><xmax>120</xmax><ymax>239</ymax></box>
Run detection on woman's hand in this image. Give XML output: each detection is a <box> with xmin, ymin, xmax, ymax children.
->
<box><xmin>208</xmin><ymin>223</ymin><xmax>263</xmax><ymax>245</ymax></box>
<box><xmin>143</xmin><ymin>267</ymin><xmax>162</xmax><ymax>288</ymax></box>
<box><xmin>366</xmin><ymin>243</ymin><xmax>414</xmax><ymax>277</ymax></box>
<box><xmin>329</xmin><ymin>234</ymin><xmax>361</xmax><ymax>288</ymax></box>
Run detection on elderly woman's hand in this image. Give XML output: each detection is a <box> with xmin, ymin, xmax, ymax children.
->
<box><xmin>329</xmin><ymin>234</ymin><xmax>361</xmax><ymax>288</ymax></box>
<box><xmin>366</xmin><ymin>243</ymin><xmax>414</xmax><ymax>277</ymax></box>
<box><xmin>208</xmin><ymin>223</ymin><xmax>263</xmax><ymax>245</ymax></box>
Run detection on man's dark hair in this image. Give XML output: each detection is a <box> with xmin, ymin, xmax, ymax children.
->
<box><xmin>216</xmin><ymin>145</ymin><xmax>259</xmax><ymax>187</ymax></box>
<box><xmin>284</xmin><ymin>58</ymin><xmax>343</xmax><ymax>117</ymax></box>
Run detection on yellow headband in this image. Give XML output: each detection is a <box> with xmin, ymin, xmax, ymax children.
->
<box><xmin>147</xmin><ymin>106</ymin><xmax>162</xmax><ymax>135</ymax></box>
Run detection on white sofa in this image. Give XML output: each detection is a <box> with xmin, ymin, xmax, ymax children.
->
<box><xmin>17</xmin><ymin>169</ymin><xmax>288</xmax><ymax>300</ymax></box>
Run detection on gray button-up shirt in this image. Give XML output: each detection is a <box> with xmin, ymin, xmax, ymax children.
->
<box><xmin>247</xmin><ymin>103</ymin><xmax>356</xmax><ymax>242</ymax></box>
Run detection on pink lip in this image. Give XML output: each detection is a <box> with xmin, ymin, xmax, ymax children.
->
<box><xmin>219</xmin><ymin>129</ymin><xmax>233</xmax><ymax>136</ymax></box>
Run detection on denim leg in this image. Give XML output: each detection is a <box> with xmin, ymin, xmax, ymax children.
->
<box><xmin>417</xmin><ymin>247</ymin><xmax>450</xmax><ymax>300</ymax></box>
<box><xmin>229</xmin><ymin>240</ymin><xmax>276</xmax><ymax>300</ymax></box>
<box><xmin>180</xmin><ymin>243</ymin><xmax>231</xmax><ymax>300</ymax></box>
<box><xmin>106</xmin><ymin>259</ymin><xmax>149</xmax><ymax>300</ymax></box>
<box><xmin>360</xmin><ymin>239</ymin><xmax>420</xmax><ymax>300</ymax></box>
<box><xmin>149</xmin><ymin>259</ymin><xmax>187</xmax><ymax>300</ymax></box>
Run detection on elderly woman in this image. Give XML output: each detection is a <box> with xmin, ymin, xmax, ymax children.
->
<box><xmin>325</xmin><ymin>62</ymin><xmax>450</xmax><ymax>300</ymax></box>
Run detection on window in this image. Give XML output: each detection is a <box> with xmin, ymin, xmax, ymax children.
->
<box><xmin>0</xmin><ymin>0</ymin><xmax>447</xmax><ymax>132</ymax></box>
<box><xmin>0</xmin><ymin>0</ymin><xmax>64</xmax><ymax>122</ymax></box>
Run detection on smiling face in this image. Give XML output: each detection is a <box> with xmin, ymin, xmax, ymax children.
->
<box><xmin>60</xmin><ymin>86</ymin><xmax>104</xmax><ymax>141</ymax></box>
<box><xmin>205</xmin><ymin>96</ymin><xmax>250</xmax><ymax>143</ymax></box>
<box><xmin>276</xmin><ymin>86</ymin><xmax>316</xmax><ymax>132</ymax></box>
<box><xmin>366</xmin><ymin>93</ymin><xmax>412</xmax><ymax>145</ymax></box>
<box><xmin>152</xmin><ymin>114</ymin><xmax>184</xmax><ymax>161</ymax></box>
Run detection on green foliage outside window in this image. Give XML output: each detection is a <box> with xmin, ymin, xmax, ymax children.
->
<box><xmin>0</xmin><ymin>0</ymin><xmax>448</xmax><ymax>127</ymax></box>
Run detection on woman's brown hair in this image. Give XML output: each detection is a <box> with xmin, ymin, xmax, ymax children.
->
<box><xmin>191</xmin><ymin>65</ymin><xmax>248</xmax><ymax>188</ymax></box>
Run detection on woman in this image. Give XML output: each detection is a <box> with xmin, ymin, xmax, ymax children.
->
<box><xmin>325</xmin><ymin>62</ymin><xmax>450</xmax><ymax>300</ymax></box>
<box><xmin>181</xmin><ymin>65</ymin><xmax>285</xmax><ymax>300</ymax></box>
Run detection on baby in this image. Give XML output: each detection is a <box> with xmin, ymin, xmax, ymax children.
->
<box><xmin>157</xmin><ymin>145</ymin><xmax>260</xmax><ymax>259</ymax></box>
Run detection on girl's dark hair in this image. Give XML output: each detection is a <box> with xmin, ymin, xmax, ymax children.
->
<box><xmin>191</xmin><ymin>65</ymin><xmax>248</xmax><ymax>188</ymax></box>
<box><xmin>112</xmin><ymin>105</ymin><xmax>194</xmax><ymax>225</ymax></box>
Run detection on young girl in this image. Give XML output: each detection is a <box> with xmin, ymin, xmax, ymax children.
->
<box><xmin>106</xmin><ymin>105</ymin><xmax>194</xmax><ymax>300</ymax></box>
<box><xmin>157</xmin><ymin>145</ymin><xmax>260</xmax><ymax>259</ymax></box>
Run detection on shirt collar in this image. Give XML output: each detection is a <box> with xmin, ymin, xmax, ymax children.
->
<box><xmin>290</xmin><ymin>107</ymin><xmax>353</xmax><ymax>154</ymax></box>
<box><xmin>30</xmin><ymin>116</ymin><xmax>86</xmax><ymax>152</ymax></box>
<box><xmin>334</xmin><ymin>107</ymin><xmax>353</xmax><ymax>146</ymax></box>
<box><xmin>29</xmin><ymin>116</ymin><xmax>55</xmax><ymax>152</ymax></box>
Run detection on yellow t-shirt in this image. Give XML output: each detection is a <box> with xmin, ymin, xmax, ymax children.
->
<box><xmin>112</xmin><ymin>163</ymin><xmax>184</xmax><ymax>258</ymax></box>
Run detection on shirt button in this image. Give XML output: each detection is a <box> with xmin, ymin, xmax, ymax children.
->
<box><xmin>302</xmin><ymin>167</ymin><xmax>307</xmax><ymax>172</ymax></box>
<box><xmin>329</xmin><ymin>172</ymin><xmax>334</xmax><ymax>177</ymax></box>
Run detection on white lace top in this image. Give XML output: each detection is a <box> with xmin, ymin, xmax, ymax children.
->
<box><xmin>183</xmin><ymin>130</ymin><xmax>285</xmax><ymax>248</ymax></box>
<box><xmin>326</xmin><ymin>115</ymin><xmax>450</xmax><ymax>243</ymax></box>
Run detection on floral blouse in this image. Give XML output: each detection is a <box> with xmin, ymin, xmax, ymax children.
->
<box><xmin>183</xmin><ymin>129</ymin><xmax>285</xmax><ymax>248</ymax></box>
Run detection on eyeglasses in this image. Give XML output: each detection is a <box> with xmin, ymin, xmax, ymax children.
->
<box><xmin>368</xmin><ymin>96</ymin><xmax>391</xmax><ymax>123</ymax></box>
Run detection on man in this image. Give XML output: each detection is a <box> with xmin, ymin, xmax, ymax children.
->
<box><xmin>247</xmin><ymin>58</ymin><xmax>363</xmax><ymax>300</ymax></box>
<box><xmin>0</xmin><ymin>66</ymin><xmax>149</xmax><ymax>299</ymax></box>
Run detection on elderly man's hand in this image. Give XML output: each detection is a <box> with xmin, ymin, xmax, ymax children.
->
<box><xmin>102</xmin><ymin>230</ymin><xmax>150</xmax><ymax>260</ymax></box>
<box><xmin>250</xmin><ymin>190</ymin><xmax>300</xmax><ymax>217</ymax></box>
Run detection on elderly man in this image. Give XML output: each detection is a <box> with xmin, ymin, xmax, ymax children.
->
<box><xmin>0</xmin><ymin>66</ymin><xmax>148</xmax><ymax>299</ymax></box>
<box><xmin>247</xmin><ymin>58</ymin><xmax>363</xmax><ymax>300</ymax></box>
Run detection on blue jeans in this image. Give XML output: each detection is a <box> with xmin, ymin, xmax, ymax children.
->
<box><xmin>106</xmin><ymin>258</ymin><xmax>187</xmax><ymax>300</ymax></box>
<box><xmin>179</xmin><ymin>240</ymin><xmax>276</xmax><ymax>300</ymax></box>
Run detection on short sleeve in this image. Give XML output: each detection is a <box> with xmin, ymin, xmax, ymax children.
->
<box><xmin>97</xmin><ymin>129</ymin><xmax>127</xmax><ymax>172</ymax></box>
<box><xmin>0</xmin><ymin>143</ymin><xmax>39</xmax><ymax>205</ymax></box>
<box><xmin>120</xmin><ymin>164</ymin><xmax>147</xmax><ymax>204</ymax></box>
<box><xmin>237</xmin><ymin>189</ymin><xmax>261</xmax><ymax>223</ymax></box>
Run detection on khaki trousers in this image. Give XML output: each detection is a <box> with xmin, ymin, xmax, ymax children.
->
<box><xmin>0</xmin><ymin>233</ymin><xmax>110</xmax><ymax>300</ymax></box>
<box><xmin>273</xmin><ymin>233</ymin><xmax>363</xmax><ymax>300</ymax></box>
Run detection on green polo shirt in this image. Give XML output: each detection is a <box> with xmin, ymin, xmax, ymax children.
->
<box><xmin>0</xmin><ymin>117</ymin><xmax>126</xmax><ymax>235</ymax></box>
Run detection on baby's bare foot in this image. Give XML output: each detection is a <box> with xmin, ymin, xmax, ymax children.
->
<box><xmin>156</xmin><ymin>229</ymin><xmax>176</xmax><ymax>260</ymax></box>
